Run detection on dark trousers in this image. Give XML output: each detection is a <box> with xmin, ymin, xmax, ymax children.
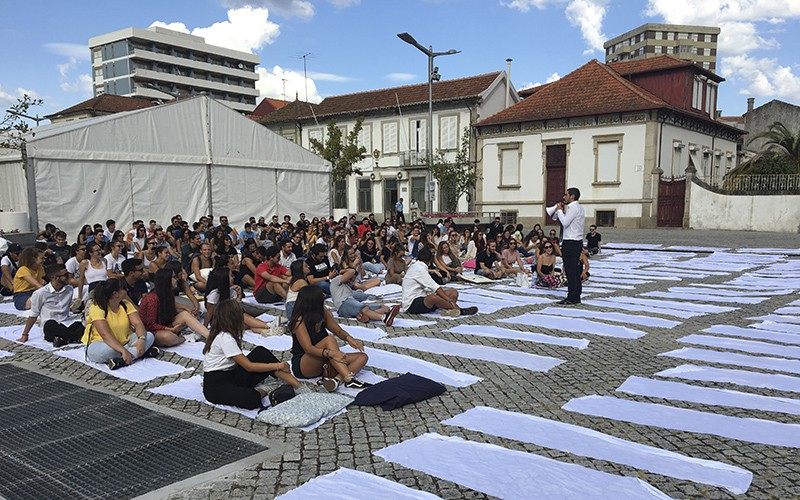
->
<box><xmin>42</xmin><ymin>320</ymin><xmax>84</xmax><ymax>343</ymax></box>
<box><xmin>562</xmin><ymin>239</ymin><xmax>582</xmax><ymax>303</ymax></box>
<box><xmin>396</xmin><ymin>211</ymin><xmax>405</xmax><ymax>223</ymax></box>
<box><xmin>203</xmin><ymin>346</ymin><xmax>280</xmax><ymax>410</ymax></box>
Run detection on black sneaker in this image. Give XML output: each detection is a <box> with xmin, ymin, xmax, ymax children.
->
<box><xmin>557</xmin><ymin>299</ymin><xmax>580</xmax><ymax>305</ymax></box>
<box><xmin>142</xmin><ymin>346</ymin><xmax>161</xmax><ymax>359</ymax></box>
<box><xmin>459</xmin><ymin>306</ymin><xmax>478</xmax><ymax>316</ymax></box>
<box><xmin>52</xmin><ymin>336</ymin><xmax>70</xmax><ymax>348</ymax></box>
<box><xmin>107</xmin><ymin>358</ymin><xmax>125</xmax><ymax>370</ymax></box>
<box><xmin>344</xmin><ymin>378</ymin><xmax>372</xmax><ymax>389</ymax></box>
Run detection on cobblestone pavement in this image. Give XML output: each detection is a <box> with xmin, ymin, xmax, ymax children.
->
<box><xmin>1</xmin><ymin>228</ymin><xmax>799</xmax><ymax>499</ymax></box>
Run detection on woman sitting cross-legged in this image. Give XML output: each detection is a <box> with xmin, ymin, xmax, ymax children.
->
<box><xmin>203</xmin><ymin>300</ymin><xmax>300</xmax><ymax>410</ymax></box>
<box><xmin>138</xmin><ymin>269</ymin><xmax>210</xmax><ymax>347</ymax></box>
<box><xmin>535</xmin><ymin>241</ymin><xmax>566</xmax><ymax>288</ymax></box>
<box><xmin>81</xmin><ymin>278</ymin><xmax>159</xmax><ymax>370</ymax></box>
<box><xmin>290</xmin><ymin>285</ymin><xmax>370</xmax><ymax>392</ymax></box>
<box><xmin>204</xmin><ymin>266</ymin><xmax>270</xmax><ymax>334</ymax></box>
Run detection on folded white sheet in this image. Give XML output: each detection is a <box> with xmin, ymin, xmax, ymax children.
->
<box><xmin>374</xmin><ymin>433</ymin><xmax>671</xmax><ymax>499</ymax></box>
<box><xmin>537</xmin><ymin>307</ymin><xmax>681</xmax><ymax>328</ymax></box>
<box><xmin>0</xmin><ymin>324</ymin><xmax>68</xmax><ymax>352</ymax></box>
<box><xmin>276</xmin><ymin>468</ymin><xmax>443</xmax><ymax>499</ymax></box>
<box><xmin>750</xmin><ymin>314</ymin><xmax>800</xmax><ymax>325</ymax></box>
<box><xmin>750</xmin><ymin>321</ymin><xmax>800</xmax><ymax>335</ymax></box>
<box><xmin>659</xmin><ymin>347</ymin><xmax>800</xmax><ymax>375</ymax></box>
<box><xmin>0</xmin><ymin>350</ymin><xmax>12</xmax><ymax>358</ymax></box>
<box><xmin>442</xmin><ymin>406</ymin><xmax>752</xmax><ymax>495</ymax></box>
<box><xmin>597</xmin><ymin>296</ymin><xmax>736</xmax><ymax>314</ymax></box>
<box><xmin>656</xmin><ymin>364</ymin><xmax>800</xmax><ymax>394</ymax></box>
<box><xmin>500</xmin><ymin>313</ymin><xmax>647</xmax><ymax>339</ymax></box>
<box><xmin>377</xmin><ymin>336</ymin><xmax>565</xmax><ymax>373</ymax></box>
<box><xmin>703</xmin><ymin>325</ymin><xmax>800</xmax><ymax>345</ymax></box>
<box><xmin>678</xmin><ymin>334</ymin><xmax>800</xmax><ymax>359</ymax></box>
<box><xmin>161</xmin><ymin>340</ymin><xmax>206</xmax><ymax>360</ymax></box>
<box><xmin>642</xmin><ymin>291</ymin><xmax>767</xmax><ymax>305</ymax></box>
<box><xmin>617</xmin><ymin>376</ymin><xmax>800</xmax><ymax>415</ymax></box>
<box><xmin>243</xmin><ymin>332</ymin><xmax>293</xmax><ymax>351</ymax></box>
<box><xmin>54</xmin><ymin>346</ymin><xmax>190</xmax><ymax>383</ymax></box>
<box><xmin>583</xmin><ymin>299</ymin><xmax>703</xmax><ymax>318</ymax></box>
<box><xmin>563</xmin><ymin>395</ymin><xmax>800</xmax><ymax>447</ymax></box>
<box><xmin>445</xmin><ymin>324</ymin><xmax>589</xmax><ymax>349</ymax></box>
<box><xmin>341</xmin><ymin>345</ymin><xmax>481</xmax><ymax>387</ymax></box>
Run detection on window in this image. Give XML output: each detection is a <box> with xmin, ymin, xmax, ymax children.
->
<box><xmin>409</xmin><ymin>118</ymin><xmax>427</xmax><ymax>153</ymax></box>
<box><xmin>593</xmin><ymin>135</ymin><xmax>622</xmax><ymax>183</ymax></box>
<box><xmin>595</xmin><ymin>210</ymin><xmax>615</xmax><ymax>227</ymax></box>
<box><xmin>92</xmin><ymin>48</ymin><xmax>102</xmax><ymax>64</ymax></box>
<box><xmin>677</xmin><ymin>32</ymin><xmax>689</xmax><ymax>40</ymax></box>
<box><xmin>500</xmin><ymin>211</ymin><xmax>518</xmax><ymax>226</ymax></box>
<box><xmin>654</xmin><ymin>46</ymin><xmax>663</xmax><ymax>54</ymax></box>
<box><xmin>703</xmin><ymin>61</ymin><xmax>711</xmax><ymax>69</ymax></box>
<box><xmin>692</xmin><ymin>78</ymin><xmax>703</xmax><ymax>109</ymax></box>
<box><xmin>337</xmin><ymin>125</ymin><xmax>347</xmax><ymax>141</ymax></box>
<box><xmin>667</xmin><ymin>32</ymin><xmax>675</xmax><ymax>40</ymax></box>
<box><xmin>705</xmin><ymin>83</ymin><xmax>716</xmax><ymax>114</ymax></box>
<box><xmin>333</xmin><ymin>180</ymin><xmax>347</xmax><ymax>209</ymax></box>
<box><xmin>357</xmin><ymin>123</ymin><xmax>372</xmax><ymax>151</ymax></box>
<box><xmin>358</xmin><ymin>179</ymin><xmax>372</xmax><ymax>213</ymax></box>
<box><xmin>498</xmin><ymin>143</ymin><xmax>521</xmax><ymax>187</ymax></box>
<box><xmin>654</xmin><ymin>31</ymin><xmax>662</xmax><ymax>39</ymax></box>
<box><xmin>439</xmin><ymin>115</ymin><xmax>458</xmax><ymax>150</ymax></box>
<box><xmin>382</xmin><ymin>121</ymin><xmax>398</xmax><ymax>154</ymax></box>
<box><xmin>308</xmin><ymin>128</ymin><xmax>324</xmax><ymax>148</ymax></box>
<box><xmin>93</xmin><ymin>67</ymin><xmax>103</xmax><ymax>79</ymax></box>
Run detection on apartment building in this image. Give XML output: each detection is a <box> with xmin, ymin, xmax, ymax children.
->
<box><xmin>604</xmin><ymin>23</ymin><xmax>720</xmax><ymax>73</ymax></box>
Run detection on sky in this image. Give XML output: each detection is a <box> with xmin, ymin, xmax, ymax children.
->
<box><xmin>2</xmin><ymin>0</ymin><xmax>799</xmax><ymax>123</ymax></box>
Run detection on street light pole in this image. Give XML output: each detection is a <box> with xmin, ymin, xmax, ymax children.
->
<box><xmin>397</xmin><ymin>32</ymin><xmax>459</xmax><ymax>214</ymax></box>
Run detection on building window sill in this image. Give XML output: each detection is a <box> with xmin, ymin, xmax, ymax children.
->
<box><xmin>592</xmin><ymin>181</ymin><xmax>621</xmax><ymax>186</ymax></box>
<box><xmin>497</xmin><ymin>184</ymin><xmax>521</xmax><ymax>190</ymax></box>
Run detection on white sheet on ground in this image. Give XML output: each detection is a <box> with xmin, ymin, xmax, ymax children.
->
<box><xmin>642</xmin><ymin>291</ymin><xmax>767</xmax><ymax>305</ymax></box>
<box><xmin>500</xmin><ymin>313</ymin><xmax>646</xmax><ymax>339</ymax></box>
<box><xmin>617</xmin><ymin>376</ymin><xmax>800</xmax><ymax>416</ymax></box>
<box><xmin>377</xmin><ymin>336</ymin><xmax>564</xmax><ymax>373</ymax></box>
<box><xmin>161</xmin><ymin>340</ymin><xmax>206</xmax><ymax>360</ymax></box>
<box><xmin>0</xmin><ymin>301</ymin><xmax>30</xmax><ymax>318</ymax></box>
<box><xmin>243</xmin><ymin>332</ymin><xmax>293</xmax><ymax>351</ymax></box>
<box><xmin>442</xmin><ymin>406</ymin><xmax>751</xmax><ymax>495</ymax></box>
<box><xmin>364</xmin><ymin>284</ymin><xmax>403</xmax><ymax>297</ymax></box>
<box><xmin>678</xmin><ymin>334</ymin><xmax>800</xmax><ymax>359</ymax></box>
<box><xmin>656</xmin><ymin>364</ymin><xmax>800</xmax><ymax>394</ymax></box>
<box><xmin>389</xmin><ymin>318</ymin><xmax>437</xmax><ymax>328</ymax></box>
<box><xmin>660</xmin><ymin>347</ymin><xmax>800</xmax><ymax>375</ymax></box>
<box><xmin>341</xmin><ymin>325</ymin><xmax>388</xmax><ymax>343</ymax></box>
<box><xmin>750</xmin><ymin>314</ymin><xmax>800</xmax><ymax>325</ymax></box>
<box><xmin>0</xmin><ymin>324</ymin><xmax>70</xmax><ymax>351</ymax></box>
<box><xmin>775</xmin><ymin>307</ymin><xmax>800</xmax><ymax>315</ymax></box>
<box><xmin>0</xmin><ymin>350</ymin><xmax>12</xmax><ymax>358</ymax></box>
<box><xmin>703</xmin><ymin>325</ymin><xmax>800</xmax><ymax>345</ymax></box>
<box><xmin>341</xmin><ymin>346</ymin><xmax>481</xmax><ymax>387</ymax></box>
<box><xmin>461</xmin><ymin>288</ymin><xmax>557</xmax><ymax>305</ymax></box>
<box><xmin>491</xmin><ymin>284</ymin><xmax>566</xmax><ymax>297</ymax></box>
<box><xmin>149</xmin><ymin>375</ymin><xmax>260</xmax><ymax>418</ymax></box>
<box><xmin>597</xmin><ymin>296</ymin><xmax>736</xmax><ymax>314</ymax></box>
<box><xmin>669</xmin><ymin>287</ymin><xmax>793</xmax><ymax>297</ymax></box>
<box><xmin>750</xmin><ymin>321</ymin><xmax>800</xmax><ymax>335</ymax></box>
<box><xmin>276</xmin><ymin>468</ymin><xmax>443</xmax><ymax>499</ymax></box>
<box><xmin>445</xmin><ymin>324</ymin><xmax>589</xmax><ymax>349</ymax></box>
<box><xmin>563</xmin><ymin>395</ymin><xmax>800</xmax><ymax>448</ymax></box>
<box><xmin>582</xmin><ymin>299</ymin><xmax>703</xmax><ymax>318</ymax></box>
<box><xmin>537</xmin><ymin>307</ymin><xmax>680</xmax><ymax>328</ymax></box>
<box><xmin>374</xmin><ymin>433</ymin><xmax>671</xmax><ymax>500</ymax></box>
<box><xmin>54</xmin><ymin>346</ymin><xmax>190</xmax><ymax>383</ymax></box>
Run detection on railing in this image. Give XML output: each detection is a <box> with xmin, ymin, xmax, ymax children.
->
<box><xmin>399</xmin><ymin>150</ymin><xmax>428</xmax><ymax>167</ymax></box>
<box><xmin>722</xmin><ymin>174</ymin><xmax>800</xmax><ymax>192</ymax></box>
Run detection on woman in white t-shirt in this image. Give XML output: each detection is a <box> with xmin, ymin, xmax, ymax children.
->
<box><xmin>104</xmin><ymin>241</ymin><xmax>126</xmax><ymax>279</ymax></box>
<box><xmin>204</xmin><ymin>266</ymin><xmax>269</xmax><ymax>334</ymax></box>
<box><xmin>130</xmin><ymin>226</ymin><xmax>147</xmax><ymax>258</ymax></box>
<box><xmin>202</xmin><ymin>300</ymin><xmax>300</xmax><ymax>409</ymax></box>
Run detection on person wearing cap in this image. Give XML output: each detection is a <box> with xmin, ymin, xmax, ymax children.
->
<box><xmin>1</xmin><ymin>242</ymin><xmax>22</xmax><ymax>296</ymax></box>
<box><xmin>18</xmin><ymin>264</ymin><xmax>82</xmax><ymax>347</ymax></box>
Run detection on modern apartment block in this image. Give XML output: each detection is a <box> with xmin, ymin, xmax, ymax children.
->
<box><xmin>604</xmin><ymin>23</ymin><xmax>720</xmax><ymax>73</ymax></box>
<box><xmin>88</xmin><ymin>26</ymin><xmax>260</xmax><ymax>112</ymax></box>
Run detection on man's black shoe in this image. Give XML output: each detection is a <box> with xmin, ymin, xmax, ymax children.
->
<box><xmin>52</xmin><ymin>337</ymin><xmax>70</xmax><ymax>348</ymax></box>
<box><xmin>556</xmin><ymin>299</ymin><xmax>580</xmax><ymax>305</ymax></box>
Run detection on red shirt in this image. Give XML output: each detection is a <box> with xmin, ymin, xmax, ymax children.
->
<box><xmin>357</xmin><ymin>223</ymin><xmax>370</xmax><ymax>237</ymax></box>
<box><xmin>254</xmin><ymin>261</ymin><xmax>288</xmax><ymax>292</ymax></box>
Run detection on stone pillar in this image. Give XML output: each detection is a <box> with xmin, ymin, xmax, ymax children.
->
<box><xmin>683</xmin><ymin>163</ymin><xmax>696</xmax><ymax>229</ymax></box>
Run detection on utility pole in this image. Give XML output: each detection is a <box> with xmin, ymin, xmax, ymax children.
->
<box><xmin>301</xmin><ymin>53</ymin><xmax>311</xmax><ymax>102</ymax></box>
<box><xmin>282</xmin><ymin>78</ymin><xmax>288</xmax><ymax>101</ymax></box>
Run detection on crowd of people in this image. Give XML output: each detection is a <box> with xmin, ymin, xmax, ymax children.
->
<box><xmin>1</xmin><ymin>202</ymin><xmax>601</xmax><ymax>410</ymax></box>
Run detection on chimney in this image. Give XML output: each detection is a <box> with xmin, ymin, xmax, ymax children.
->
<box><xmin>747</xmin><ymin>97</ymin><xmax>754</xmax><ymax>113</ymax></box>
<box><xmin>505</xmin><ymin>58</ymin><xmax>512</xmax><ymax>109</ymax></box>
<box><xmin>716</xmin><ymin>110</ymin><xmax>721</xmax><ymax>119</ymax></box>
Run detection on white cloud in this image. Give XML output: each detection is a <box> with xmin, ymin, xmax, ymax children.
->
<box><xmin>717</xmin><ymin>22</ymin><xmax>780</xmax><ymax>54</ymax></box>
<box><xmin>546</xmin><ymin>72</ymin><xmax>562</xmax><ymax>83</ymax></box>
<box><xmin>386</xmin><ymin>73</ymin><xmax>416</xmax><ymax>82</ymax></box>
<box><xmin>501</xmin><ymin>0</ymin><xmax>554</xmax><ymax>12</ymax></box>
<box><xmin>721</xmin><ymin>55</ymin><xmax>800</xmax><ymax>102</ymax></box>
<box><xmin>645</xmin><ymin>0</ymin><xmax>800</xmax><ymax>25</ymax></box>
<box><xmin>565</xmin><ymin>0</ymin><xmax>608</xmax><ymax>54</ymax></box>
<box><xmin>60</xmin><ymin>74</ymin><xmax>93</xmax><ymax>95</ymax></box>
<box><xmin>43</xmin><ymin>42</ymin><xmax>90</xmax><ymax>61</ymax></box>
<box><xmin>151</xmin><ymin>7</ymin><xmax>280</xmax><ymax>54</ymax></box>
<box><xmin>307</xmin><ymin>71</ymin><xmax>353</xmax><ymax>82</ymax></box>
<box><xmin>526</xmin><ymin>72</ymin><xmax>562</xmax><ymax>88</ymax></box>
<box><xmin>57</xmin><ymin>57</ymin><xmax>78</xmax><ymax>78</ymax></box>
<box><xmin>0</xmin><ymin>86</ymin><xmax>44</xmax><ymax>107</ymax></box>
<box><xmin>222</xmin><ymin>0</ymin><xmax>315</xmax><ymax>18</ymax></box>
<box><xmin>329</xmin><ymin>0</ymin><xmax>360</xmax><ymax>6</ymax></box>
<box><xmin>256</xmin><ymin>65</ymin><xmax>322</xmax><ymax>103</ymax></box>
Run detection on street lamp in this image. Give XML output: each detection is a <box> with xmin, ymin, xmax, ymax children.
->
<box><xmin>397</xmin><ymin>32</ymin><xmax>460</xmax><ymax>213</ymax></box>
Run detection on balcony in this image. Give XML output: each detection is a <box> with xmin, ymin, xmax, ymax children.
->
<box><xmin>399</xmin><ymin>150</ymin><xmax>428</xmax><ymax>167</ymax></box>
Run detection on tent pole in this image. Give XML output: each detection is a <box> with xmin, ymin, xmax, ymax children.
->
<box><xmin>207</xmin><ymin>163</ymin><xmax>213</xmax><ymax>216</ymax></box>
<box><xmin>24</xmin><ymin>149</ymin><xmax>39</xmax><ymax>235</ymax></box>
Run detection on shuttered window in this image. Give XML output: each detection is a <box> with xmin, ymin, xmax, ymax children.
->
<box><xmin>439</xmin><ymin>115</ymin><xmax>458</xmax><ymax>150</ymax></box>
<box><xmin>382</xmin><ymin>121</ymin><xmax>398</xmax><ymax>154</ymax></box>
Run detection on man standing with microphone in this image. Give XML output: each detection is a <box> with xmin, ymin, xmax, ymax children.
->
<box><xmin>547</xmin><ymin>187</ymin><xmax>585</xmax><ymax>305</ymax></box>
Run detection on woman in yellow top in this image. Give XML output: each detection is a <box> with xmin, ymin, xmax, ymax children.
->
<box><xmin>13</xmin><ymin>247</ymin><xmax>46</xmax><ymax>310</ymax></box>
<box><xmin>82</xmin><ymin>278</ymin><xmax>159</xmax><ymax>370</ymax></box>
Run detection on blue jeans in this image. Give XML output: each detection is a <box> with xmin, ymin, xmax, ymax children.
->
<box><xmin>86</xmin><ymin>332</ymin><xmax>155</xmax><ymax>363</ymax></box>
<box><xmin>313</xmin><ymin>280</ymin><xmax>331</xmax><ymax>296</ymax></box>
<box><xmin>284</xmin><ymin>301</ymin><xmax>295</xmax><ymax>322</ymax></box>
<box><xmin>363</xmin><ymin>262</ymin><xmax>385</xmax><ymax>274</ymax></box>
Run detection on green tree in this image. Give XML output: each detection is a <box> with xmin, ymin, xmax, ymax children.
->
<box><xmin>430</xmin><ymin>127</ymin><xmax>479</xmax><ymax>213</ymax></box>
<box><xmin>742</xmin><ymin>121</ymin><xmax>800</xmax><ymax>174</ymax></box>
<box><xmin>1</xmin><ymin>94</ymin><xmax>44</xmax><ymax>151</ymax></box>
<box><xmin>309</xmin><ymin>118</ymin><xmax>367</xmax><ymax>209</ymax></box>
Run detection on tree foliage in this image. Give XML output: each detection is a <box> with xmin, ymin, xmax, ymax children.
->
<box><xmin>309</xmin><ymin>118</ymin><xmax>368</xmax><ymax>182</ymax></box>
<box><xmin>0</xmin><ymin>94</ymin><xmax>43</xmax><ymax>151</ymax></box>
<box><xmin>430</xmin><ymin>127</ymin><xmax>479</xmax><ymax>213</ymax></box>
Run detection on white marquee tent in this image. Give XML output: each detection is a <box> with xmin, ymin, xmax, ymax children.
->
<box><xmin>23</xmin><ymin>96</ymin><xmax>330</xmax><ymax>238</ymax></box>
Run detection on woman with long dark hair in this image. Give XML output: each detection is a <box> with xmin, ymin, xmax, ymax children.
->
<box><xmin>289</xmin><ymin>285</ymin><xmax>369</xmax><ymax>391</ymax></box>
<box><xmin>203</xmin><ymin>300</ymin><xmax>300</xmax><ymax>410</ymax></box>
<box><xmin>12</xmin><ymin>247</ymin><xmax>45</xmax><ymax>310</ymax></box>
<box><xmin>77</xmin><ymin>224</ymin><xmax>92</xmax><ymax>245</ymax></box>
<box><xmin>77</xmin><ymin>242</ymin><xmax>107</xmax><ymax>302</ymax></box>
<box><xmin>204</xmin><ymin>266</ymin><xmax>269</xmax><ymax>334</ymax></box>
<box><xmin>82</xmin><ymin>278</ymin><xmax>157</xmax><ymax>370</ymax></box>
<box><xmin>285</xmin><ymin>260</ymin><xmax>309</xmax><ymax>322</ymax></box>
<box><xmin>138</xmin><ymin>269</ymin><xmax>209</xmax><ymax>346</ymax></box>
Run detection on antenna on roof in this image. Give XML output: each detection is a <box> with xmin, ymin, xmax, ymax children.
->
<box><xmin>301</xmin><ymin>53</ymin><xmax>311</xmax><ymax>102</ymax></box>
<box><xmin>308</xmin><ymin>104</ymin><xmax>319</xmax><ymax>126</ymax></box>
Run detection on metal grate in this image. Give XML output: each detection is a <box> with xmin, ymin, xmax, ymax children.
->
<box><xmin>0</xmin><ymin>364</ymin><xmax>267</xmax><ymax>500</ymax></box>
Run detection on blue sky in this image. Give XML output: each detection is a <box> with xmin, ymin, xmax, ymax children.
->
<box><xmin>2</xmin><ymin>0</ymin><xmax>799</xmax><ymax>122</ymax></box>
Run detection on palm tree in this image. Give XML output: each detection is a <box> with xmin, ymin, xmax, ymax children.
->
<box><xmin>733</xmin><ymin>122</ymin><xmax>800</xmax><ymax>175</ymax></box>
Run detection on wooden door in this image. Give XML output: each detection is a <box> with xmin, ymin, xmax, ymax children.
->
<box><xmin>545</xmin><ymin>145</ymin><xmax>567</xmax><ymax>223</ymax></box>
<box><xmin>657</xmin><ymin>176</ymin><xmax>686</xmax><ymax>227</ymax></box>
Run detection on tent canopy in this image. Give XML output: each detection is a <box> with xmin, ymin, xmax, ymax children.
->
<box><xmin>25</xmin><ymin>96</ymin><xmax>330</xmax><ymax>239</ymax></box>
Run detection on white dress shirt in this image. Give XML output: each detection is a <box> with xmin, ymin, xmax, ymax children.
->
<box><xmin>548</xmin><ymin>200</ymin><xmax>585</xmax><ymax>241</ymax></box>
<box><xmin>29</xmin><ymin>283</ymin><xmax>73</xmax><ymax>325</ymax></box>
<box><xmin>401</xmin><ymin>261</ymin><xmax>441</xmax><ymax>310</ymax></box>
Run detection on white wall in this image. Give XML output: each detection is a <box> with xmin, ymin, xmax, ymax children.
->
<box><xmin>0</xmin><ymin>149</ymin><xmax>27</xmax><ymax>213</ymax></box>
<box><xmin>660</xmin><ymin>123</ymin><xmax>737</xmax><ymax>182</ymax></box>
<box><xmin>689</xmin><ymin>181</ymin><xmax>800</xmax><ymax>232</ymax></box>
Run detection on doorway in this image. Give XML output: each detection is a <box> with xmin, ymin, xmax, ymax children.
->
<box><xmin>383</xmin><ymin>179</ymin><xmax>398</xmax><ymax>220</ymax></box>
<box><xmin>545</xmin><ymin>144</ymin><xmax>567</xmax><ymax>223</ymax></box>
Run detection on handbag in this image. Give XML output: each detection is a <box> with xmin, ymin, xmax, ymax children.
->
<box><xmin>268</xmin><ymin>383</ymin><xmax>296</xmax><ymax>407</ymax></box>
<box><xmin>515</xmin><ymin>272</ymin><xmax>530</xmax><ymax>288</ymax></box>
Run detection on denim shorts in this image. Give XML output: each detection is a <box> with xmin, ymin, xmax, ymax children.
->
<box><xmin>13</xmin><ymin>291</ymin><xmax>33</xmax><ymax>310</ymax></box>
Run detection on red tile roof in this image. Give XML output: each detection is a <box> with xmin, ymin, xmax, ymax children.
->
<box><xmin>257</xmin><ymin>99</ymin><xmax>319</xmax><ymax>125</ymax></box>
<box><xmin>250</xmin><ymin>97</ymin><xmax>291</xmax><ymax>117</ymax></box>
<box><xmin>518</xmin><ymin>83</ymin><xmax>552</xmax><ymax>98</ymax></box>
<box><xmin>45</xmin><ymin>94</ymin><xmax>157</xmax><ymax>119</ymax></box>
<box><xmin>478</xmin><ymin>60</ymin><xmax>669</xmax><ymax>126</ymax></box>
<box><xmin>610</xmin><ymin>55</ymin><xmax>723</xmax><ymax>82</ymax></box>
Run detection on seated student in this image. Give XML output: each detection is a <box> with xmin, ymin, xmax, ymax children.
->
<box><xmin>328</xmin><ymin>235</ymin><xmax>346</xmax><ymax>270</ymax></box>
<box><xmin>238</xmin><ymin>238</ymin><xmax>260</xmax><ymax>289</ymax></box>
<box><xmin>290</xmin><ymin>231</ymin><xmax>306</xmax><ymax>259</ymax></box>
<box><xmin>238</xmin><ymin>222</ymin><xmax>258</xmax><ymax>250</ymax></box>
<box><xmin>164</xmin><ymin>260</ymin><xmax>201</xmax><ymax>316</ymax></box>
<box><xmin>215</xmin><ymin>232</ymin><xmax>239</xmax><ymax>269</ymax></box>
<box><xmin>13</xmin><ymin>247</ymin><xmax>46</xmax><ymax>310</ymax></box>
<box><xmin>548</xmin><ymin>229</ymin><xmax>562</xmax><ymax>257</ymax></box>
<box><xmin>401</xmin><ymin>247</ymin><xmax>477</xmax><ymax>317</ymax></box>
<box><xmin>18</xmin><ymin>264</ymin><xmax>82</xmax><ymax>347</ymax></box>
<box><xmin>586</xmin><ymin>225</ymin><xmax>602</xmax><ymax>255</ymax></box>
<box><xmin>130</xmin><ymin>225</ymin><xmax>148</xmax><ymax>258</ymax></box>
<box><xmin>77</xmin><ymin>242</ymin><xmax>108</xmax><ymax>301</ymax></box>
<box><xmin>49</xmin><ymin>231</ymin><xmax>71</xmax><ymax>265</ymax></box>
<box><xmin>139</xmin><ymin>269</ymin><xmax>210</xmax><ymax>347</ymax></box>
<box><xmin>279</xmin><ymin>238</ymin><xmax>297</xmax><ymax>269</ymax></box>
<box><xmin>253</xmin><ymin>246</ymin><xmax>290</xmax><ymax>304</ymax></box>
<box><xmin>406</xmin><ymin>227</ymin><xmax>421</xmax><ymax>258</ymax></box>
<box><xmin>465</xmin><ymin>230</ymin><xmax>485</xmax><ymax>262</ymax></box>
<box><xmin>290</xmin><ymin>285</ymin><xmax>370</xmax><ymax>391</ymax></box>
<box><xmin>535</xmin><ymin>240</ymin><xmax>566</xmax><ymax>288</ymax></box>
<box><xmin>104</xmin><ymin>241</ymin><xmax>126</xmax><ymax>279</ymax></box>
<box><xmin>579</xmin><ymin>247</ymin><xmax>591</xmax><ymax>281</ymax></box>
<box><xmin>475</xmin><ymin>240</ymin><xmax>508</xmax><ymax>280</ymax></box>
<box><xmin>332</xmin><ymin>267</ymin><xmax>400</xmax><ymax>326</ymax></box>
<box><xmin>65</xmin><ymin>243</ymin><xmax>86</xmax><ymax>289</ymax></box>
<box><xmin>306</xmin><ymin>243</ymin><xmax>336</xmax><ymax>296</ymax></box>
<box><xmin>285</xmin><ymin>260</ymin><xmax>310</xmax><ymax>322</ymax></box>
<box><xmin>358</xmin><ymin>237</ymin><xmax>385</xmax><ymax>275</ymax></box>
<box><xmin>385</xmin><ymin>244</ymin><xmax>407</xmax><ymax>285</ymax></box>
<box><xmin>501</xmin><ymin>239</ymin><xmax>528</xmax><ymax>275</ymax></box>
<box><xmin>121</xmin><ymin>258</ymin><xmax>148</xmax><ymax>306</ymax></box>
<box><xmin>204</xmin><ymin>266</ymin><xmax>269</xmax><ymax>334</ymax></box>
<box><xmin>180</xmin><ymin>231</ymin><xmax>202</xmax><ymax>269</ymax></box>
<box><xmin>203</xmin><ymin>300</ymin><xmax>300</xmax><ymax>410</ymax></box>
<box><xmin>189</xmin><ymin>243</ymin><xmax>215</xmax><ymax>292</ymax></box>
<box><xmin>1</xmin><ymin>242</ymin><xmax>22</xmax><ymax>296</ymax></box>
<box><xmin>434</xmin><ymin>240</ymin><xmax>462</xmax><ymax>282</ymax></box>
<box><xmin>340</xmin><ymin>247</ymin><xmax>381</xmax><ymax>293</ymax></box>
<box><xmin>82</xmin><ymin>278</ymin><xmax>159</xmax><ymax>370</ymax></box>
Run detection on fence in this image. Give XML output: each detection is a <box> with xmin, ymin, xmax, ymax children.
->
<box><xmin>721</xmin><ymin>174</ymin><xmax>800</xmax><ymax>192</ymax></box>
